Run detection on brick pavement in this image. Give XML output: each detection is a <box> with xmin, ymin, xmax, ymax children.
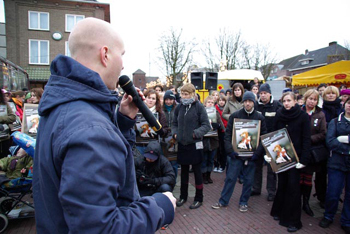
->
<box><xmin>4</xmin><ymin>166</ymin><xmax>344</xmax><ymax>234</ymax></box>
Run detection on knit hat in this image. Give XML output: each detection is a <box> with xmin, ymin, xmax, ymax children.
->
<box><xmin>282</xmin><ymin>88</ymin><xmax>292</xmax><ymax>93</ymax></box>
<box><xmin>163</xmin><ymin>90</ymin><xmax>176</xmax><ymax>101</ymax></box>
<box><xmin>144</xmin><ymin>141</ymin><xmax>161</xmax><ymax>160</ymax></box>
<box><xmin>226</xmin><ymin>89</ymin><xmax>232</xmax><ymax>94</ymax></box>
<box><xmin>340</xmin><ymin>89</ymin><xmax>350</xmax><ymax>96</ymax></box>
<box><xmin>219</xmin><ymin>89</ymin><xmax>225</xmax><ymax>94</ymax></box>
<box><xmin>9</xmin><ymin>145</ymin><xmax>20</xmax><ymax>156</ymax></box>
<box><xmin>242</xmin><ymin>91</ymin><xmax>256</xmax><ymax>102</ymax></box>
<box><xmin>259</xmin><ymin>83</ymin><xmax>271</xmax><ymax>94</ymax></box>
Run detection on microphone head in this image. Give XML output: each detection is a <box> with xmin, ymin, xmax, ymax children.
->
<box><xmin>119</xmin><ymin>75</ymin><xmax>131</xmax><ymax>87</ymax></box>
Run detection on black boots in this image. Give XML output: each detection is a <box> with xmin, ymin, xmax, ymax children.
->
<box><xmin>207</xmin><ymin>172</ymin><xmax>213</xmax><ymax>184</ymax></box>
<box><xmin>302</xmin><ymin>185</ymin><xmax>314</xmax><ymax>217</ymax></box>
<box><xmin>202</xmin><ymin>173</ymin><xmax>208</xmax><ymax>184</ymax></box>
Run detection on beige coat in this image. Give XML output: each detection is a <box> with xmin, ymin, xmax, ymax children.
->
<box><xmin>222</xmin><ymin>97</ymin><xmax>243</xmax><ymax>121</ymax></box>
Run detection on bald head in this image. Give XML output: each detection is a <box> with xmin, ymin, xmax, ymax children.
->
<box><xmin>68</xmin><ymin>17</ymin><xmax>125</xmax><ymax>89</ymax></box>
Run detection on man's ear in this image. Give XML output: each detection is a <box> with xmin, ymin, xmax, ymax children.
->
<box><xmin>100</xmin><ymin>46</ymin><xmax>108</xmax><ymax>67</ymax></box>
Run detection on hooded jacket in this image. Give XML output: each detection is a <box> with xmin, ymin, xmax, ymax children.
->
<box><xmin>33</xmin><ymin>55</ymin><xmax>174</xmax><ymax>234</ymax></box>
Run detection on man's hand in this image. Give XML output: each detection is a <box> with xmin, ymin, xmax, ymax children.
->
<box><xmin>119</xmin><ymin>87</ymin><xmax>145</xmax><ymax>119</ymax></box>
<box><xmin>295</xmin><ymin>163</ymin><xmax>306</xmax><ymax>169</ymax></box>
<box><xmin>162</xmin><ymin>192</ymin><xmax>176</xmax><ymax>212</ymax></box>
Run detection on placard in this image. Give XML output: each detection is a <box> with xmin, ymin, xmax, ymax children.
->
<box><xmin>22</xmin><ymin>104</ymin><xmax>40</xmax><ymax>136</ymax></box>
<box><xmin>160</xmin><ymin>135</ymin><xmax>177</xmax><ymax>161</ymax></box>
<box><xmin>260</xmin><ymin>128</ymin><xmax>299</xmax><ymax>173</ymax></box>
<box><xmin>232</xmin><ymin>118</ymin><xmax>261</xmax><ymax>157</ymax></box>
<box><xmin>7</xmin><ymin>102</ymin><xmax>21</xmax><ymax>132</ymax></box>
<box><xmin>135</xmin><ymin>112</ymin><xmax>159</xmax><ymax>143</ymax></box>
<box><xmin>204</xmin><ymin>106</ymin><xmax>218</xmax><ymax>137</ymax></box>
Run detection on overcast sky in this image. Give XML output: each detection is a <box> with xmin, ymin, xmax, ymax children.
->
<box><xmin>1</xmin><ymin>0</ymin><xmax>349</xmax><ymax>81</ymax></box>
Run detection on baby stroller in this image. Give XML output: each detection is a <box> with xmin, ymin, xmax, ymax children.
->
<box><xmin>0</xmin><ymin>132</ymin><xmax>36</xmax><ymax>233</ymax></box>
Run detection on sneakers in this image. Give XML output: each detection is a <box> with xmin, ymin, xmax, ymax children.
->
<box><xmin>189</xmin><ymin>201</ymin><xmax>202</xmax><ymax>209</ymax></box>
<box><xmin>212</xmin><ymin>202</ymin><xmax>226</xmax><ymax>209</ymax></box>
<box><xmin>176</xmin><ymin>199</ymin><xmax>186</xmax><ymax>207</ymax></box>
<box><xmin>217</xmin><ymin>168</ymin><xmax>224</xmax><ymax>173</ymax></box>
<box><xmin>213</xmin><ymin>167</ymin><xmax>219</xmax><ymax>172</ymax></box>
<box><xmin>239</xmin><ymin>204</ymin><xmax>248</xmax><ymax>212</ymax></box>
<box><xmin>319</xmin><ymin>217</ymin><xmax>333</xmax><ymax>228</ymax></box>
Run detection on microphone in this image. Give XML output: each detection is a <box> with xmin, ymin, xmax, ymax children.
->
<box><xmin>119</xmin><ymin>75</ymin><xmax>163</xmax><ymax>135</ymax></box>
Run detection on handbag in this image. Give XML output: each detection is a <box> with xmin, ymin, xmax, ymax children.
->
<box><xmin>310</xmin><ymin>144</ymin><xmax>329</xmax><ymax>163</ymax></box>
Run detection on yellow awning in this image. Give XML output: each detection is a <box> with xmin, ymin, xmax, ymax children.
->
<box><xmin>292</xmin><ymin>60</ymin><xmax>350</xmax><ymax>86</ymax></box>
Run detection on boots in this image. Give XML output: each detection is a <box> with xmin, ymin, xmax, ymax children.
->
<box><xmin>202</xmin><ymin>173</ymin><xmax>208</xmax><ymax>184</ymax></box>
<box><xmin>207</xmin><ymin>172</ymin><xmax>213</xmax><ymax>184</ymax></box>
<box><xmin>302</xmin><ymin>185</ymin><xmax>314</xmax><ymax>217</ymax></box>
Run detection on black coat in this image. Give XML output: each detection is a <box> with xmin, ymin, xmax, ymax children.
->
<box><xmin>274</xmin><ymin>105</ymin><xmax>311</xmax><ymax>165</ymax></box>
<box><xmin>135</xmin><ymin>155</ymin><xmax>176</xmax><ymax>188</ymax></box>
<box><xmin>257</xmin><ymin>96</ymin><xmax>282</xmax><ymax>133</ymax></box>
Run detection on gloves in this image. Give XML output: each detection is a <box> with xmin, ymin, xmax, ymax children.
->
<box><xmin>228</xmin><ymin>152</ymin><xmax>239</xmax><ymax>159</ymax></box>
<box><xmin>337</xmin><ymin>135</ymin><xmax>349</xmax><ymax>144</ymax></box>
<box><xmin>142</xmin><ymin>178</ymin><xmax>155</xmax><ymax>185</ymax></box>
<box><xmin>250</xmin><ymin>154</ymin><xmax>258</xmax><ymax>161</ymax></box>
<box><xmin>264</xmin><ymin>155</ymin><xmax>271</xmax><ymax>163</ymax></box>
<box><xmin>295</xmin><ymin>163</ymin><xmax>306</xmax><ymax>169</ymax></box>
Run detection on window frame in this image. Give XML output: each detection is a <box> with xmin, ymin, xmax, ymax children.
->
<box><xmin>28</xmin><ymin>39</ymin><xmax>50</xmax><ymax>65</ymax></box>
<box><xmin>65</xmin><ymin>14</ymin><xmax>85</xmax><ymax>32</ymax></box>
<box><xmin>28</xmin><ymin>11</ymin><xmax>50</xmax><ymax>31</ymax></box>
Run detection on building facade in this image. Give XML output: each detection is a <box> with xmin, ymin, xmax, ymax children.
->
<box><xmin>4</xmin><ymin>0</ymin><xmax>110</xmax><ymax>88</ymax></box>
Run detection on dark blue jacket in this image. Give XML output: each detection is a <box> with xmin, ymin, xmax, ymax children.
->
<box><xmin>326</xmin><ymin>113</ymin><xmax>350</xmax><ymax>172</ymax></box>
<box><xmin>33</xmin><ymin>55</ymin><xmax>174</xmax><ymax>234</ymax></box>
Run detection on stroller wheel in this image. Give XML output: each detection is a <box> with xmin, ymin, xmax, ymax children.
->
<box><xmin>0</xmin><ymin>198</ymin><xmax>15</xmax><ymax>214</ymax></box>
<box><xmin>0</xmin><ymin>214</ymin><xmax>8</xmax><ymax>233</ymax></box>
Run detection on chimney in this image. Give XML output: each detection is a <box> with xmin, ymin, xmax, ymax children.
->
<box><xmin>329</xmin><ymin>41</ymin><xmax>337</xmax><ymax>47</ymax></box>
<box><xmin>305</xmin><ymin>49</ymin><xmax>308</xmax><ymax>55</ymax></box>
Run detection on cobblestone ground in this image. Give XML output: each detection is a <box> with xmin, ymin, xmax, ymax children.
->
<box><xmin>5</xmin><ymin>166</ymin><xmax>344</xmax><ymax>234</ymax></box>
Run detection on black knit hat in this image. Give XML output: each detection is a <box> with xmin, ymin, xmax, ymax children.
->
<box><xmin>163</xmin><ymin>90</ymin><xmax>176</xmax><ymax>101</ymax></box>
<box><xmin>242</xmin><ymin>91</ymin><xmax>256</xmax><ymax>102</ymax></box>
<box><xmin>259</xmin><ymin>83</ymin><xmax>271</xmax><ymax>94</ymax></box>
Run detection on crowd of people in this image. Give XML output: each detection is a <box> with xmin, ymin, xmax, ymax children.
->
<box><xmin>136</xmin><ymin>81</ymin><xmax>349</xmax><ymax>233</ymax></box>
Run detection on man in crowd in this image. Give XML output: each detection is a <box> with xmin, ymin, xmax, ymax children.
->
<box><xmin>317</xmin><ymin>83</ymin><xmax>327</xmax><ymax>108</ymax></box>
<box><xmin>212</xmin><ymin>91</ymin><xmax>267</xmax><ymax>212</ymax></box>
<box><xmin>251</xmin><ymin>83</ymin><xmax>282</xmax><ymax>201</ymax></box>
<box><xmin>33</xmin><ymin>17</ymin><xmax>175</xmax><ymax>234</ymax></box>
<box><xmin>135</xmin><ymin>141</ymin><xmax>176</xmax><ymax>197</ymax></box>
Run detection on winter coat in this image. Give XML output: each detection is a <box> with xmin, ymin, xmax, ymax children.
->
<box><xmin>163</xmin><ymin>103</ymin><xmax>177</xmax><ymax>136</ymax></box>
<box><xmin>33</xmin><ymin>55</ymin><xmax>174</xmax><ymax>234</ymax></box>
<box><xmin>257</xmin><ymin>96</ymin><xmax>282</xmax><ymax>133</ymax></box>
<box><xmin>326</xmin><ymin>113</ymin><xmax>350</xmax><ymax>172</ymax></box>
<box><xmin>274</xmin><ymin>105</ymin><xmax>311</xmax><ymax>165</ymax></box>
<box><xmin>225</xmin><ymin>107</ymin><xmax>267</xmax><ymax>160</ymax></box>
<box><xmin>215</xmin><ymin>104</ymin><xmax>227</xmax><ymax>130</ymax></box>
<box><xmin>322</xmin><ymin>99</ymin><xmax>342</xmax><ymax>124</ymax></box>
<box><xmin>222</xmin><ymin>96</ymin><xmax>243</xmax><ymax>121</ymax></box>
<box><xmin>172</xmin><ymin>101</ymin><xmax>211</xmax><ymax>146</ymax></box>
<box><xmin>301</xmin><ymin>106</ymin><xmax>327</xmax><ymax>146</ymax></box>
<box><xmin>0</xmin><ymin>154</ymin><xmax>33</xmax><ymax>179</ymax></box>
<box><xmin>0</xmin><ymin>103</ymin><xmax>16</xmax><ymax>124</ymax></box>
<box><xmin>135</xmin><ymin>155</ymin><xmax>176</xmax><ymax>188</ymax></box>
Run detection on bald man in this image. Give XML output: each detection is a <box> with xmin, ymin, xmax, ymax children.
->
<box><xmin>33</xmin><ymin>18</ymin><xmax>175</xmax><ymax>234</ymax></box>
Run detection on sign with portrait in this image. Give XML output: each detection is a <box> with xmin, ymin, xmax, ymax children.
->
<box><xmin>135</xmin><ymin>112</ymin><xmax>159</xmax><ymax>143</ymax></box>
<box><xmin>22</xmin><ymin>104</ymin><xmax>40</xmax><ymax>137</ymax></box>
<box><xmin>232</xmin><ymin>118</ymin><xmax>261</xmax><ymax>157</ymax></box>
<box><xmin>204</xmin><ymin>106</ymin><xmax>218</xmax><ymax>137</ymax></box>
<box><xmin>260</xmin><ymin>128</ymin><xmax>299</xmax><ymax>173</ymax></box>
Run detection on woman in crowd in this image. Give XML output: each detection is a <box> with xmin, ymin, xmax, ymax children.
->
<box><xmin>319</xmin><ymin>97</ymin><xmax>350</xmax><ymax>233</ymax></box>
<box><xmin>267</xmin><ymin>92</ymin><xmax>311</xmax><ymax>232</ymax></box>
<box><xmin>322</xmin><ymin>85</ymin><xmax>342</xmax><ymax>124</ymax></box>
<box><xmin>172</xmin><ymin>83</ymin><xmax>210</xmax><ymax>209</ymax></box>
<box><xmin>214</xmin><ymin>94</ymin><xmax>227</xmax><ymax>173</ymax></box>
<box><xmin>202</xmin><ymin>96</ymin><xmax>222</xmax><ymax>184</ymax></box>
<box><xmin>31</xmin><ymin>88</ymin><xmax>44</xmax><ymax>104</ymax></box>
<box><xmin>10</xmin><ymin>90</ymin><xmax>25</xmax><ymax>121</ymax></box>
<box><xmin>251</xmin><ymin>84</ymin><xmax>259</xmax><ymax>99</ymax></box>
<box><xmin>135</xmin><ymin>89</ymin><xmax>167</xmax><ymax>155</ymax></box>
<box><xmin>340</xmin><ymin>89</ymin><xmax>350</xmax><ymax>106</ymax></box>
<box><xmin>211</xmin><ymin>91</ymin><xmax>219</xmax><ymax>104</ymax></box>
<box><xmin>222</xmin><ymin>83</ymin><xmax>244</xmax><ymax>121</ymax></box>
<box><xmin>0</xmin><ymin>90</ymin><xmax>16</xmax><ymax>158</ymax></box>
<box><xmin>300</xmin><ymin>89</ymin><xmax>327</xmax><ymax>217</ymax></box>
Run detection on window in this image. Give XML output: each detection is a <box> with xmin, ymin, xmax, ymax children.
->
<box><xmin>29</xmin><ymin>40</ymin><xmax>49</xmax><ymax>64</ymax></box>
<box><xmin>301</xmin><ymin>60</ymin><xmax>309</xmax><ymax>65</ymax></box>
<box><xmin>65</xmin><ymin>41</ymin><xmax>71</xmax><ymax>57</ymax></box>
<box><xmin>65</xmin><ymin>14</ymin><xmax>84</xmax><ymax>32</ymax></box>
<box><xmin>28</xmin><ymin>11</ymin><xmax>49</xmax><ymax>30</ymax></box>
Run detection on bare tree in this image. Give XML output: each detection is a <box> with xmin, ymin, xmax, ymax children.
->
<box><xmin>158</xmin><ymin>28</ymin><xmax>196</xmax><ymax>86</ymax></box>
<box><xmin>202</xmin><ymin>28</ymin><xmax>242</xmax><ymax>71</ymax></box>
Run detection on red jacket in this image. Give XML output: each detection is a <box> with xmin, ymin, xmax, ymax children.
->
<box><xmin>215</xmin><ymin>104</ymin><xmax>228</xmax><ymax>131</ymax></box>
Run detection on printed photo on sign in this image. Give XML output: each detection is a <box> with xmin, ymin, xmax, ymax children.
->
<box><xmin>135</xmin><ymin>112</ymin><xmax>159</xmax><ymax>143</ymax></box>
<box><xmin>22</xmin><ymin>104</ymin><xmax>40</xmax><ymax>136</ymax></box>
<box><xmin>232</xmin><ymin>118</ymin><xmax>261</xmax><ymax>157</ymax></box>
<box><xmin>260</xmin><ymin>128</ymin><xmax>299</xmax><ymax>173</ymax></box>
<box><xmin>204</xmin><ymin>106</ymin><xmax>218</xmax><ymax>137</ymax></box>
<box><xmin>160</xmin><ymin>135</ymin><xmax>177</xmax><ymax>161</ymax></box>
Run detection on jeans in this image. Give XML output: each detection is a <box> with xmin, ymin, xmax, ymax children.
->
<box><xmin>202</xmin><ymin>149</ymin><xmax>217</xmax><ymax>173</ymax></box>
<box><xmin>219</xmin><ymin>157</ymin><xmax>256</xmax><ymax>206</ymax></box>
<box><xmin>253</xmin><ymin>154</ymin><xmax>277</xmax><ymax>195</ymax></box>
<box><xmin>324</xmin><ymin>168</ymin><xmax>350</xmax><ymax>226</ymax></box>
<box><xmin>170</xmin><ymin>160</ymin><xmax>178</xmax><ymax>181</ymax></box>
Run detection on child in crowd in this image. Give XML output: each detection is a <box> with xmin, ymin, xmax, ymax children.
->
<box><xmin>214</xmin><ymin>94</ymin><xmax>227</xmax><ymax>173</ymax></box>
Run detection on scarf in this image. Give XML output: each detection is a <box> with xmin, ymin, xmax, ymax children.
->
<box><xmin>149</xmin><ymin>105</ymin><xmax>156</xmax><ymax>113</ymax></box>
<box><xmin>181</xmin><ymin>98</ymin><xmax>195</xmax><ymax>106</ymax></box>
<box><xmin>323</xmin><ymin>98</ymin><xmax>341</xmax><ymax>120</ymax></box>
<box><xmin>236</xmin><ymin>96</ymin><xmax>242</xmax><ymax>102</ymax></box>
<box><xmin>165</xmin><ymin>104</ymin><xmax>173</xmax><ymax>112</ymax></box>
<box><xmin>278</xmin><ymin>104</ymin><xmax>302</xmax><ymax>122</ymax></box>
<box><xmin>216</xmin><ymin>104</ymin><xmax>224</xmax><ymax>111</ymax></box>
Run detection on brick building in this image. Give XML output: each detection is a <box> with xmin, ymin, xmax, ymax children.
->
<box><xmin>4</xmin><ymin>0</ymin><xmax>110</xmax><ymax>88</ymax></box>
